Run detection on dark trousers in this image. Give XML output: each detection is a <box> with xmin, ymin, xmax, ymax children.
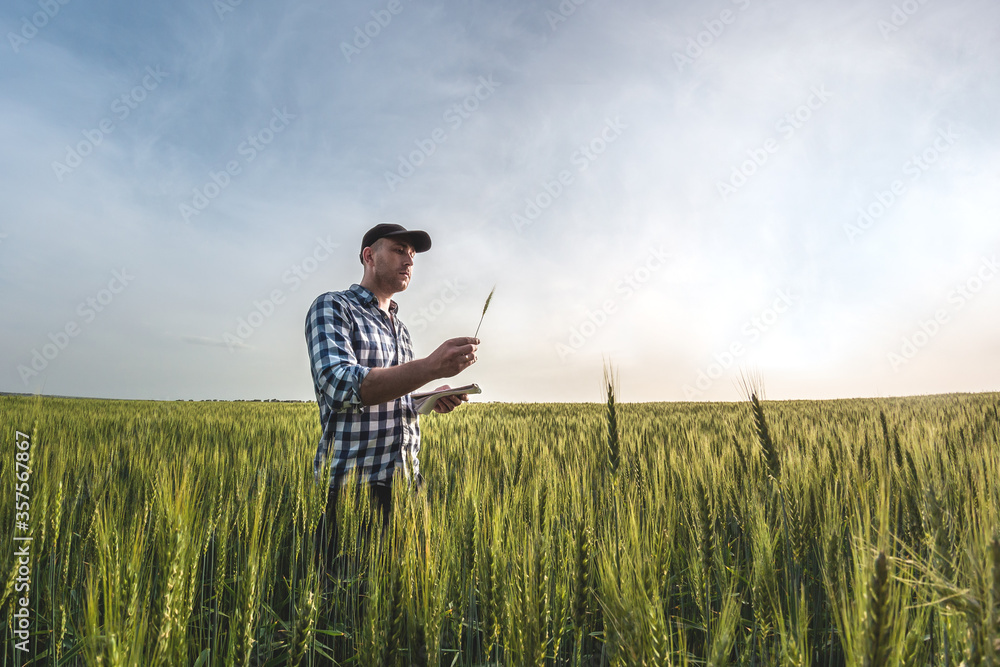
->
<box><xmin>313</xmin><ymin>481</ymin><xmax>393</xmax><ymax>572</ymax></box>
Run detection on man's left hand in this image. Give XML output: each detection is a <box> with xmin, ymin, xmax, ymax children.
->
<box><xmin>432</xmin><ymin>385</ymin><xmax>469</xmax><ymax>413</ymax></box>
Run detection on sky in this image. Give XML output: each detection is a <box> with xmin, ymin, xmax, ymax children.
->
<box><xmin>1</xmin><ymin>0</ymin><xmax>998</xmax><ymax>403</ymax></box>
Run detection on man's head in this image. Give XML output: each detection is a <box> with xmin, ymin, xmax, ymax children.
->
<box><xmin>358</xmin><ymin>223</ymin><xmax>431</xmax><ymax>265</ymax></box>
<box><xmin>359</xmin><ymin>224</ymin><xmax>432</xmax><ymax>295</ymax></box>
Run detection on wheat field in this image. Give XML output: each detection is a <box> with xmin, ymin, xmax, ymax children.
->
<box><xmin>2</xmin><ymin>388</ymin><xmax>999</xmax><ymax>666</ymax></box>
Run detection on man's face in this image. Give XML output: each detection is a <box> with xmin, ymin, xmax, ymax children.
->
<box><xmin>368</xmin><ymin>238</ymin><xmax>415</xmax><ymax>292</ymax></box>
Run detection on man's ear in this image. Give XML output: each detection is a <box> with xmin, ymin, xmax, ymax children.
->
<box><xmin>363</xmin><ymin>240</ymin><xmax>382</xmax><ymax>268</ymax></box>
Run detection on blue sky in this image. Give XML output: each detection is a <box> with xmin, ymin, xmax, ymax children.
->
<box><xmin>1</xmin><ymin>0</ymin><xmax>998</xmax><ymax>402</ymax></box>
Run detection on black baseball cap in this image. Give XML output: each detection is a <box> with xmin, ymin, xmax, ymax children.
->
<box><xmin>359</xmin><ymin>223</ymin><xmax>432</xmax><ymax>264</ymax></box>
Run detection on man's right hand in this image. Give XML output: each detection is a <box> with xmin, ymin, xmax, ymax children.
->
<box><xmin>426</xmin><ymin>337</ymin><xmax>479</xmax><ymax>378</ymax></box>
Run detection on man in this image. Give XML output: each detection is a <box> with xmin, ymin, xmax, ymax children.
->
<box><xmin>306</xmin><ymin>223</ymin><xmax>478</xmax><ymax>567</ymax></box>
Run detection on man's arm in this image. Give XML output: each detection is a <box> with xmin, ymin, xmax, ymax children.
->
<box><xmin>307</xmin><ymin>294</ymin><xmax>372</xmax><ymax>413</ymax></box>
<box><xmin>359</xmin><ymin>337</ymin><xmax>479</xmax><ymax>406</ymax></box>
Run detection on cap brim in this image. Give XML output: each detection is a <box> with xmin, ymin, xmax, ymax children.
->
<box><xmin>384</xmin><ymin>230</ymin><xmax>431</xmax><ymax>253</ymax></box>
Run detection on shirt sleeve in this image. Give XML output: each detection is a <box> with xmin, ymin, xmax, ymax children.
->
<box><xmin>306</xmin><ymin>294</ymin><xmax>371</xmax><ymax>414</ymax></box>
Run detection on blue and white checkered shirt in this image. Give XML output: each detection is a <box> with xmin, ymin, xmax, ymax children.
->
<box><xmin>306</xmin><ymin>283</ymin><xmax>421</xmax><ymax>488</ymax></box>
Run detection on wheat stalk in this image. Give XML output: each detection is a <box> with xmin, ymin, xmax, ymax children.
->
<box><xmin>603</xmin><ymin>360</ymin><xmax>620</xmax><ymax>474</ymax></box>
<box><xmin>988</xmin><ymin>538</ymin><xmax>1000</xmax><ymax>662</ymax></box>
<box><xmin>473</xmin><ymin>285</ymin><xmax>495</xmax><ymax>338</ymax></box>
<box><xmin>737</xmin><ymin>369</ymin><xmax>781</xmax><ymax>480</ymax></box>
<box><xmin>863</xmin><ymin>551</ymin><xmax>892</xmax><ymax>667</ymax></box>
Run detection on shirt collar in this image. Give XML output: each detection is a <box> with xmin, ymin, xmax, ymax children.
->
<box><xmin>350</xmin><ymin>283</ymin><xmax>398</xmax><ymax>315</ymax></box>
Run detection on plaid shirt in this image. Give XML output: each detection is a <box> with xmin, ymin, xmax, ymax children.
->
<box><xmin>306</xmin><ymin>283</ymin><xmax>421</xmax><ymax>488</ymax></box>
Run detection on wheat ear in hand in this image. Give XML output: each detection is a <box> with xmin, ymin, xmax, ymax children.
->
<box><xmin>474</xmin><ymin>285</ymin><xmax>495</xmax><ymax>339</ymax></box>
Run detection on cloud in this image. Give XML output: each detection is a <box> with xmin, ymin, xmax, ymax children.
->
<box><xmin>173</xmin><ymin>333</ymin><xmax>248</xmax><ymax>350</ymax></box>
